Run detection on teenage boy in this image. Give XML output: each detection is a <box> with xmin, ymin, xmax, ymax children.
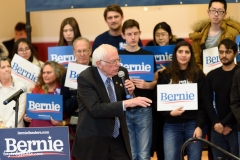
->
<box><xmin>119</xmin><ymin>19</ymin><xmax>157</xmax><ymax>160</ymax></box>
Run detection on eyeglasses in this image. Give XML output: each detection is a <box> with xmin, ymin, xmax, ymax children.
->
<box><xmin>100</xmin><ymin>58</ymin><xmax>121</xmax><ymax>65</ymax></box>
<box><xmin>75</xmin><ymin>49</ymin><xmax>89</xmax><ymax>55</ymax></box>
<box><xmin>155</xmin><ymin>32</ymin><xmax>169</xmax><ymax>38</ymax></box>
<box><xmin>18</xmin><ymin>47</ymin><xmax>30</xmax><ymax>53</ymax></box>
<box><xmin>208</xmin><ymin>10</ymin><xmax>225</xmax><ymax>15</ymax></box>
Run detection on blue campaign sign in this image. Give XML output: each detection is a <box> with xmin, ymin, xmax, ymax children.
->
<box><xmin>48</xmin><ymin>46</ymin><xmax>76</xmax><ymax>67</ymax></box>
<box><xmin>0</xmin><ymin>127</ymin><xmax>70</xmax><ymax>160</ymax></box>
<box><xmin>119</xmin><ymin>54</ymin><xmax>154</xmax><ymax>81</ymax></box>
<box><xmin>236</xmin><ymin>35</ymin><xmax>240</xmax><ymax>44</ymax></box>
<box><xmin>26</xmin><ymin>94</ymin><xmax>63</xmax><ymax>121</ymax></box>
<box><xmin>142</xmin><ymin>45</ymin><xmax>175</xmax><ymax>70</ymax></box>
<box><xmin>236</xmin><ymin>36</ymin><xmax>240</xmax><ymax>62</ymax></box>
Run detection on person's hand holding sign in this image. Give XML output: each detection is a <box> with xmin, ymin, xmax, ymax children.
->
<box><xmin>170</xmin><ymin>106</ymin><xmax>185</xmax><ymax>116</ymax></box>
<box><xmin>0</xmin><ymin>121</ymin><xmax>6</xmax><ymax>128</ymax></box>
<box><xmin>24</xmin><ymin>114</ymin><xmax>32</xmax><ymax>123</ymax></box>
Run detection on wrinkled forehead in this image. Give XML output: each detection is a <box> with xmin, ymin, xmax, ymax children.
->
<box><xmin>43</xmin><ymin>64</ymin><xmax>54</xmax><ymax>72</ymax></box>
<box><xmin>104</xmin><ymin>47</ymin><xmax>118</xmax><ymax>59</ymax></box>
<box><xmin>73</xmin><ymin>40</ymin><xmax>90</xmax><ymax>50</ymax></box>
<box><xmin>0</xmin><ymin>59</ymin><xmax>10</xmax><ymax>67</ymax></box>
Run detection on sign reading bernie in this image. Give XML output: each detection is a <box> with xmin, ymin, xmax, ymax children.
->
<box><xmin>0</xmin><ymin>127</ymin><xmax>70</xmax><ymax>160</ymax></box>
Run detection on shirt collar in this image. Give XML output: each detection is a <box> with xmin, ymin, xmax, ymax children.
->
<box><xmin>97</xmin><ymin>68</ymin><xmax>112</xmax><ymax>84</ymax></box>
<box><xmin>0</xmin><ymin>76</ymin><xmax>15</xmax><ymax>89</ymax></box>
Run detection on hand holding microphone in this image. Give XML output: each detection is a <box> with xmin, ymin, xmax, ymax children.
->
<box><xmin>123</xmin><ymin>79</ymin><xmax>135</xmax><ymax>95</ymax></box>
<box><xmin>118</xmin><ymin>71</ymin><xmax>134</xmax><ymax>99</ymax></box>
<box><xmin>118</xmin><ymin>71</ymin><xmax>152</xmax><ymax>108</ymax></box>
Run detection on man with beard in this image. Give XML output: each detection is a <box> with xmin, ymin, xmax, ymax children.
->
<box><xmin>92</xmin><ymin>4</ymin><xmax>142</xmax><ymax>52</ymax></box>
<box><xmin>203</xmin><ymin>38</ymin><xmax>239</xmax><ymax>159</ymax></box>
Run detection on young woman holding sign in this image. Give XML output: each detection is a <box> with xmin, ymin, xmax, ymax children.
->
<box><xmin>156</xmin><ymin>40</ymin><xmax>206</xmax><ymax>160</ymax></box>
<box><xmin>24</xmin><ymin>61</ymin><xmax>66</xmax><ymax>127</ymax></box>
<box><xmin>146</xmin><ymin>22</ymin><xmax>184</xmax><ymax>159</ymax></box>
<box><xmin>13</xmin><ymin>38</ymin><xmax>44</xmax><ymax>68</ymax></box>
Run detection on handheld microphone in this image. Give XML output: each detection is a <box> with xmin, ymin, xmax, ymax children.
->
<box><xmin>3</xmin><ymin>86</ymin><xmax>27</xmax><ymax>105</ymax></box>
<box><xmin>118</xmin><ymin>71</ymin><xmax>131</xmax><ymax>99</ymax></box>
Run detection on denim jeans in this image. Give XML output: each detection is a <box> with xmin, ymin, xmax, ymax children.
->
<box><xmin>211</xmin><ymin>125</ymin><xmax>238</xmax><ymax>160</ymax></box>
<box><xmin>126</xmin><ymin>107</ymin><xmax>152</xmax><ymax>160</ymax></box>
<box><xmin>163</xmin><ymin>120</ymin><xmax>204</xmax><ymax>160</ymax></box>
<box><xmin>238</xmin><ymin>132</ymin><xmax>240</xmax><ymax>158</ymax></box>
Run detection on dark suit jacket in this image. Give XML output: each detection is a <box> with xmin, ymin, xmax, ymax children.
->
<box><xmin>2</xmin><ymin>38</ymin><xmax>14</xmax><ymax>57</ymax></box>
<box><xmin>71</xmin><ymin>66</ymin><xmax>132</xmax><ymax>160</ymax></box>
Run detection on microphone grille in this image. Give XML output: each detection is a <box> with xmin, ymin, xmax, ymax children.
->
<box><xmin>21</xmin><ymin>86</ymin><xmax>27</xmax><ymax>93</ymax></box>
<box><xmin>118</xmin><ymin>71</ymin><xmax>125</xmax><ymax>78</ymax></box>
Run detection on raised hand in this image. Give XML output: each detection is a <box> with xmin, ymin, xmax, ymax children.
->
<box><xmin>124</xmin><ymin>97</ymin><xmax>152</xmax><ymax>108</ymax></box>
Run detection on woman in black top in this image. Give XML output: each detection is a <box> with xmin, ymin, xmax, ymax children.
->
<box><xmin>156</xmin><ymin>40</ymin><xmax>206</xmax><ymax>160</ymax></box>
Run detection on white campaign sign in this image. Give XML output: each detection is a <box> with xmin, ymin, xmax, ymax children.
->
<box><xmin>11</xmin><ymin>54</ymin><xmax>41</xmax><ymax>92</ymax></box>
<box><xmin>203</xmin><ymin>47</ymin><xmax>236</xmax><ymax>74</ymax></box>
<box><xmin>157</xmin><ymin>83</ymin><xmax>198</xmax><ymax>111</ymax></box>
<box><xmin>203</xmin><ymin>47</ymin><xmax>222</xmax><ymax>74</ymax></box>
<box><xmin>64</xmin><ymin>62</ymin><xmax>89</xmax><ymax>89</ymax></box>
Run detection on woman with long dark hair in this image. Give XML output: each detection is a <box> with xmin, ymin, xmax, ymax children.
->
<box><xmin>148</xmin><ymin>22</ymin><xmax>184</xmax><ymax>159</ymax></box>
<box><xmin>57</xmin><ymin>17</ymin><xmax>81</xmax><ymax>46</ymax></box>
<box><xmin>156</xmin><ymin>40</ymin><xmax>206</xmax><ymax>160</ymax></box>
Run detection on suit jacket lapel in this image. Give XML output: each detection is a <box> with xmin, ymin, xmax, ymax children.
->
<box><xmin>112</xmin><ymin>76</ymin><xmax>122</xmax><ymax>101</ymax></box>
<box><xmin>92</xmin><ymin>67</ymin><xmax>110</xmax><ymax>102</ymax></box>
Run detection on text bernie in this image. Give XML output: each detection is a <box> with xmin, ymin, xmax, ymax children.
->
<box><xmin>12</xmin><ymin>62</ymin><xmax>38</xmax><ymax>83</ymax></box>
<box><xmin>28</xmin><ymin>101</ymin><xmax>60</xmax><ymax>111</ymax></box>
<box><xmin>4</xmin><ymin>137</ymin><xmax>63</xmax><ymax>152</ymax></box>
<box><xmin>205</xmin><ymin>56</ymin><xmax>220</xmax><ymax>64</ymax></box>
<box><xmin>120</xmin><ymin>62</ymin><xmax>151</xmax><ymax>72</ymax></box>
<box><xmin>51</xmin><ymin>54</ymin><xmax>76</xmax><ymax>63</ymax></box>
<box><xmin>160</xmin><ymin>92</ymin><xmax>194</xmax><ymax>101</ymax></box>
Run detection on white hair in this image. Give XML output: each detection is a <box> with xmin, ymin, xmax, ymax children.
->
<box><xmin>92</xmin><ymin>44</ymin><xmax>117</xmax><ymax>67</ymax></box>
